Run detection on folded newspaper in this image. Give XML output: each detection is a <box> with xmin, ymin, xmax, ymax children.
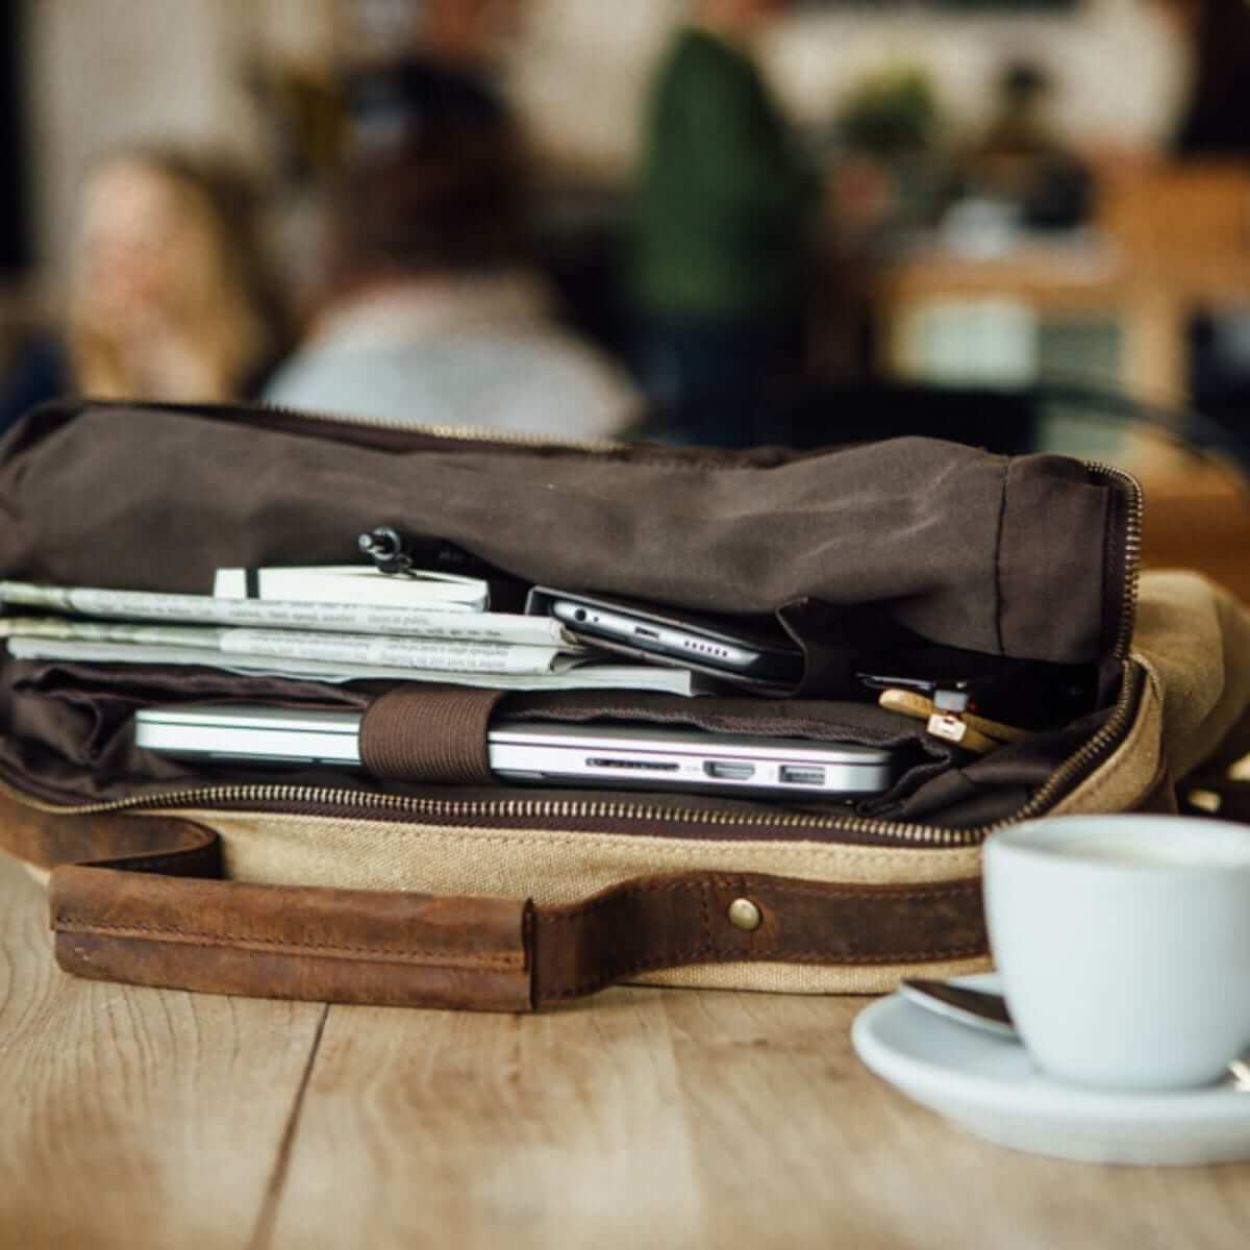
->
<box><xmin>0</xmin><ymin>581</ymin><xmax>560</xmax><ymax>644</ymax></box>
<box><xmin>0</xmin><ymin>581</ymin><xmax>707</xmax><ymax>696</ymax></box>
<box><xmin>0</xmin><ymin>618</ymin><xmax>574</xmax><ymax>675</ymax></box>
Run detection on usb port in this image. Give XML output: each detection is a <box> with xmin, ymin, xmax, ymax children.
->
<box><xmin>704</xmin><ymin>761</ymin><xmax>755</xmax><ymax>781</ymax></box>
<box><xmin>779</xmin><ymin>765</ymin><xmax>825</xmax><ymax>786</ymax></box>
<box><xmin>634</xmin><ymin>626</ymin><xmax>660</xmax><ymax>641</ymax></box>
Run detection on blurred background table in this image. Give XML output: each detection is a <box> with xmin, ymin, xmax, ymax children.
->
<box><xmin>3</xmin><ymin>851</ymin><xmax>1250</xmax><ymax>1250</ymax></box>
<box><xmin>874</xmin><ymin>166</ymin><xmax>1250</xmax><ymax>406</ymax></box>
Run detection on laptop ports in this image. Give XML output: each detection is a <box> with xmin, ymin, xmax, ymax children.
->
<box><xmin>778</xmin><ymin>765</ymin><xmax>825</xmax><ymax>786</ymax></box>
<box><xmin>703</xmin><ymin>761</ymin><xmax>756</xmax><ymax>781</ymax></box>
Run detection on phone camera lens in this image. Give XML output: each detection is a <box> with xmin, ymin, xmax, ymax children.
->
<box><xmin>574</xmin><ymin>609</ymin><xmax>587</xmax><ymax>622</ymax></box>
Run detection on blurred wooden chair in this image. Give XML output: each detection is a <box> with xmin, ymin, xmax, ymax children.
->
<box><xmin>1097</xmin><ymin>162</ymin><xmax>1250</xmax><ymax>402</ymax></box>
<box><xmin>1127</xmin><ymin>435</ymin><xmax>1250</xmax><ymax>607</ymax></box>
<box><xmin>1099</xmin><ymin>162</ymin><xmax>1250</xmax><ymax>268</ymax></box>
<box><xmin>1094</xmin><ymin>165</ymin><xmax>1250</xmax><ymax>607</ymax></box>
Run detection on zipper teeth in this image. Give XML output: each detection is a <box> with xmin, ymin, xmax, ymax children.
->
<box><xmin>2</xmin><ymin>419</ymin><xmax>1144</xmax><ymax>850</ymax></box>
<box><xmin>0</xmin><ymin>662</ymin><xmax>1142</xmax><ymax>849</ymax></box>
<box><xmin>260</xmin><ymin>402</ymin><xmax>627</xmax><ymax>454</ymax></box>
<box><xmin>986</xmin><ymin>658</ymin><xmax>1141</xmax><ymax>819</ymax></box>
<box><xmin>0</xmin><ymin>775</ymin><xmax>964</xmax><ymax>845</ymax></box>
<box><xmin>1084</xmin><ymin>461</ymin><xmax>1144</xmax><ymax>661</ymax></box>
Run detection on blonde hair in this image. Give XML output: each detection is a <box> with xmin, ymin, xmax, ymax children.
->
<box><xmin>69</xmin><ymin>150</ymin><xmax>291</xmax><ymax>402</ymax></box>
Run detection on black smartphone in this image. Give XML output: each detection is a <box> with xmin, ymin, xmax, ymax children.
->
<box><xmin>548</xmin><ymin>592</ymin><xmax>803</xmax><ymax>685</ymax></box>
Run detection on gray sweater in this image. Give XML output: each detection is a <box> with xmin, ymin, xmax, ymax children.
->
<box><xmin>266</xmin><ymin>274</ymin><xmax>638</xmax><ymax>441</ymax></box>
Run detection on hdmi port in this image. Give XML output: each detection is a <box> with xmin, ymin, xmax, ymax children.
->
<box><xmin>704</xmin><ymin>761</ymin><xmax>756</xmax><ymax>781</ymax></box>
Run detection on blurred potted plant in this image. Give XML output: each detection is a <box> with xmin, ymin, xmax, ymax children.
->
<box><xmin>831</xmin><ymin>64</ymin><xmax>946</xmax><ymax>238</ymax></box>
<box><xmin>837</xmin><ymin>66</ymin><xmax>939</xmax><ymax>157</ymax></box>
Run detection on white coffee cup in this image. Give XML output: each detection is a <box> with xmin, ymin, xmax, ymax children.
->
<box><xmin>983</xmin><ymin>814</ymin><xmax>1250</xmax><ymax>1091</ymax></box>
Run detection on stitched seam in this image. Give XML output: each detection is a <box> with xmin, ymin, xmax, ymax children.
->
<box><xmin>539</xmin><ymin>882</ymin><xmax>705</xmax><ymax>924</ymax></box>
<box><xmin>539</xmin><ymin>872</ymin><xmax>985</xmax><ymax>999</ymax></box>
<box><xmin>744</xmin><ymin>871</ymin><xmax>780</xmax><ymax>958</ymax></box>
<box><xmin>991</xmin><ymin>456</ymin><xmax>1009</xmax><ymax>655</ymax></box>
<box><xmin>539</xmin><ymin>878</ymin><xmax>981</xmax><ymax>924</ymax></box>
<box><xmin>56</xmin><ymin>918</ymin><xmax>523</xmax><ymax>968</ymax></box>
<box><xmin>173</xmin><ymin>811</ymin><xmax>981</xmax><ymax>868</ymax></box>
<box><xmin>711</xmin><ymin>879</ymin><xmax>981</xmax><ymax>901</ymax></box>
<box><xmin>541</xmin><ymin>941</ymin><xmax>990</xmax><ymax>1000</ymax></box>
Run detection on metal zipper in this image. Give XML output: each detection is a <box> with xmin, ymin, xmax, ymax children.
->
<box><xmin>1083</xmin><ymin>461</ymin><xmax>1143</xmax><ymax>662</ymax></box>
<box><xmin>259</xmin><ymin>401</ymin><xmax>627</xmax><ymax>453</ymax></box>
<box><xmin>0</xmin><ymin>408</ymin><xmax>1146</xmax><ymax>850</ymax></box>
<box><xmin>0</xmin><ymin>662</ymin><xmax>1146</xmax><ymax>850</ymax></box>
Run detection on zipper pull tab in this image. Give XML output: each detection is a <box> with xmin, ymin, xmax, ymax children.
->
<box><xmin>357</xmin><ymin>525</ymin><xmax>415</xmax><ymax>577</ymax></box>
<box><xmin>925</xmin><ymin>711</ymin><xmax>996</xmax><ymax>755</ymax></box>
<box><xmin>877</xmin><ymin>687</ymin><xmax>998</xmax><ymax>755</ymax></box>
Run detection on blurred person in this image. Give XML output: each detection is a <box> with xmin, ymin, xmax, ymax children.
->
<box><xmin>630</xmin><ymin>0</ymin><xmax>815</xmax><ymax>447</ymax></box>
<box><xmin>0</xmin><ymin>148</ymin><xmax>291</xmax><ymax>431</ymax></box>
<box><xmin>420</xmin><ymin>0</ymin><xmax>518</xmax><ymax>77</ymax></box>
<box><xmin>71</xmin><ymin>150</ymin><xmax>293</xmax><ymax>402</ymax></box>
<box><xmin>264</xmin><ymin>60</ymin><xmax>637</xmax><ymax>441</ymax></box>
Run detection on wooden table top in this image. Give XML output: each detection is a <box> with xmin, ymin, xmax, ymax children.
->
<box><xmin>3</xmin><ymin>851</ymin><xmax>1249</xmax><ymax>1249</ymax></box>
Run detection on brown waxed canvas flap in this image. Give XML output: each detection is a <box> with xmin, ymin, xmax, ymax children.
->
<box><xmin>0</xmin><ymin>400</ymin><xmax>1127</xmax><ymax>664</ymax></box>
<box><xmin>0</xmin><ymin>398</ymin><xmax>1140</xmax><ymax>837</ymax></box>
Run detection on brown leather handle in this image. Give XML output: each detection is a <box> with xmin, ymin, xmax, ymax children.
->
<box><xmin>51</xmin><ymin>861</ymin><xmax>534</xmax><ymax>1011</ymax></box>
<box><xmin>1</xmin><ymin>794</ymin><xmax>987</xmax><ymax>1011</ymax></box>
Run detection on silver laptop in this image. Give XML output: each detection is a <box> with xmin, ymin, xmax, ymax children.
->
<box><xmin>134</xmin><ymin>704</ymin><xmax>895</xmax><ymax>799</ymax></box>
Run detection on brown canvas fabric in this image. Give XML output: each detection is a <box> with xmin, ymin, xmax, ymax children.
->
<box><xmin>0</xmin><ymin>401</ymin><xmax>1123</xmax><ymax>662</ymax></box>
<box><xmin>1132</xmin><ymin>571</ymin><xmax>1250</xmax><ymax>778</ymax></box>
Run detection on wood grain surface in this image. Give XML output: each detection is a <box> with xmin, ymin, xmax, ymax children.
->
<box><xmin>2</xmin><ymin>852</ymin><xmax>1249</xmax><ymax>1250</ymax></box>
<box><xmin>0</xmin><ymin>856</ymin><xmax>324</xmax><ymax>1250</ymax></box>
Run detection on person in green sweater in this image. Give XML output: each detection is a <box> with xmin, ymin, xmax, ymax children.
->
<box><xmin>631</xmin><ymin>0</ymin><xmax>813</xmax><ymax>447</ymax></box>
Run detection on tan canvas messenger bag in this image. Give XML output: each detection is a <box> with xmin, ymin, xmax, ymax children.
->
<box><xmin>0</xmin><ymin>400</ymin><xmax>1247</xmax><ymax>1011</ymax></box>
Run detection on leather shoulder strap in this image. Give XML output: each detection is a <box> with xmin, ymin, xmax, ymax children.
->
<box><xmin>0</xmin><ymin>794</ymin><xmax>986</xmax><ymax>1011</ymax></box>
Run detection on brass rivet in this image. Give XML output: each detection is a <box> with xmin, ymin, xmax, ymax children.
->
<box><xmin>727</xmin><ymin>898</ymin><xmax>762</xmax><ymax>931</ymax></box>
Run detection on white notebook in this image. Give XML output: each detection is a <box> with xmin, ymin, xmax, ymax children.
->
<box><xmin>213</xmin><ymin>565</ymin><xmax>489</xmax><ymax>612</ymax></box>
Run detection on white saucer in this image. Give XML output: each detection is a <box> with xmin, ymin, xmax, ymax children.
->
<box><xmin>852</xmin><ymin>974</ymin><xmax>1250</xmax><ymax>1166</ymax></box>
